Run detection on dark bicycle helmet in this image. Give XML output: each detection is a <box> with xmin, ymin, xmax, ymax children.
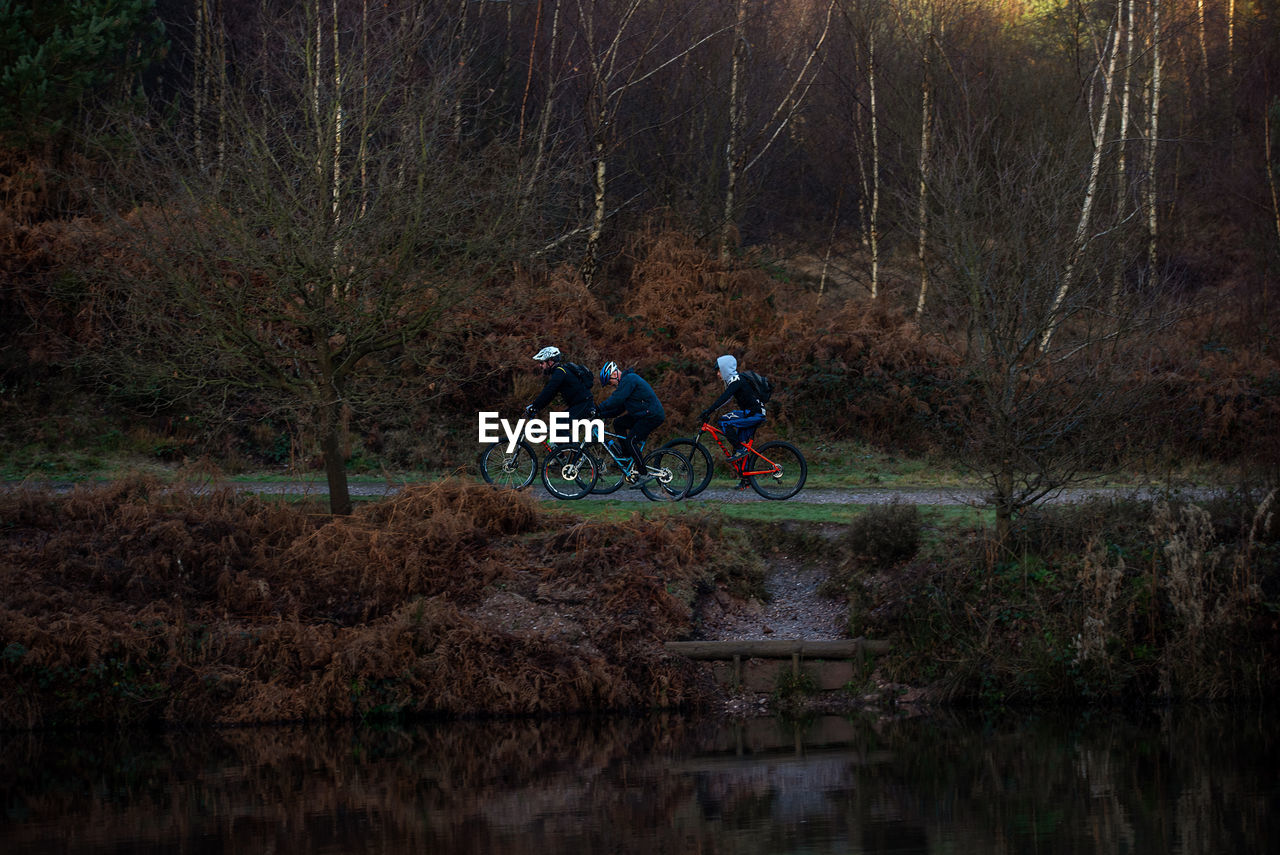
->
<box><xmin>599</xmin><ymin>361</ymin><xmax>618</xmax><ymax>386</ymax></box>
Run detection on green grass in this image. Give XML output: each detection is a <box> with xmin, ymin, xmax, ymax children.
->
<box><xmin>540</xmin><ymin>498</ymin><xmax>993</xmax><ymax>527</ymax></box>
<box><xmin>541</xmin><ymin>500</ymin><xmax>858</xmax><ymax>525</ymax></box>
<box><xmin>803</xmin><ymin>440</ymin><xmax>973</xmax><ymax>488</ymax></box>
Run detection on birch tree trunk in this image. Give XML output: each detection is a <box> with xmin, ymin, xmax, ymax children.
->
<box><xmin>1110</xmin><ymin>0</ymin><xmax>1137</xmax><ymax>316</ymax></box>
<box><xmin>1196</xmin><ymin>0</ymin><xmax>1209</xmax><ymax>100</ymax></box>
<box><xmin>453</xmin><ymin>0</ymin><xmax>470</xmax><ymax>145</ymax></box>
<box><xmin>330</xmin><ymin>0</ymin><xmax>343</xmax><ymax>241</ymax></box>
<box><xmin>842</xmin><ymin>11</ymin><xmax>880</xmax><ymax>300</ymax></box>
<box><xmin>193</xmin><ymin>0</ymin><xmax>227</xmax><ymax>178</ymax></box>
<box><xmin>358</xmin><ymin>0</ymin><xmax>369</xmax><ymax>218</ymax></box>
<box><xmin>1040</xmin><ymin>13</ymin><xmax>1122</xmax><ymax>353</ymax></box>
<box><xmin>1146</xmin><ymin>0</ymin><xmax>1163</xmax><ymax>272</ymax></box>
<box><xmin>194</xmin><ymin>0</ymin><xmax>207</xmax><ymax>172</ymax></box>
<box><xmin>720</xmin><ymin>0</ymin><xmax>836</xmax><ymax>263</ymax></box>
<box><xmin>719</xmin><ymin>0</ymin><xmax>748</xmax><ymax>264</ymax></box>
<box><xmin>914</xmin><ymin>41</ymin><xmax>933</xmax><ymax>319</ymax></box>
<box><xmin>520</xmin><ymin>0</ymin><xmax>564</xmax><ymax>201</ymax></box>
<box><xmin>1228</xmin><ymin>0</ymin><xmax>1235</xmax><ymax>80</ymax></box>
<box><xmin>1266</xmin><ymin>102</ymin><xmax>1280</xmax><ymax>248</ymax></box>
<box><xmin>868</xmin><ymin>25</ymin><xmax>880</xmax><ymax>300</ymax></box>
<box><xmin>817</xmin><ymin>186</ymin><xmax>841</xmax><ymax>301</ymax></box>
<box><xmin>584</xmin><ymin>136</ymin><xmax>607</xmax><ymax>286</ymax></box>
<box><xmin>570</xmin><ymin>0</ymin><xmax>728</xmax><ymax>284</ymax></box>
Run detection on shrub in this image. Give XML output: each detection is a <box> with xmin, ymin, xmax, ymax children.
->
<box><xmin>841</xmin><ymin>501</ymin><xmax>922</xmax><ymax>567</ymax></box>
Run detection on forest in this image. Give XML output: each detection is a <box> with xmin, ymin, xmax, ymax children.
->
<box><xmin>2</xmin><ymin>0</ymin><xmax>1279</xmax><ymax>522</ymax></box>
<box><xmin>4</xmin><ymin>1</ymin><xmax>1280</xmax><ymax>724</ymax></box>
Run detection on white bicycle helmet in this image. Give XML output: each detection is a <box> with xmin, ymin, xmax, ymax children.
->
<box><xmin>533</xmin><ymin>346</ymin><xmax>562</xmax><ymax>362</ymax></box>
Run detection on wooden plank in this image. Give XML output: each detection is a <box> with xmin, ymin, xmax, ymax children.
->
<box><xmin>664</xmin><ymin>639</ymin><xmax>889</xmax><ymax>660</ymax></box>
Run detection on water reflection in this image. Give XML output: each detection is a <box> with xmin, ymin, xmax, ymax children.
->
<box><xmin>1</xmin><ymin>707</ymin><xmax>1275</xmax><ymax>853</ymax></box>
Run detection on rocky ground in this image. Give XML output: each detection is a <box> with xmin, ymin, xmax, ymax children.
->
<box><xmin>686</xmin><ymin>539</ymin><xmax>920</xmax><ymax>718</ymax></box>
<box><xmin>696</xmin><ymin>555</ymin><xmax>848</xmax><ymax>641</ymax></box>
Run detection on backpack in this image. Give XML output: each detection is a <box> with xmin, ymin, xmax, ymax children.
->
<box><xmin>739</xmin><ymin>370</ymin><xmax>773</xmax><ymax>404</ymax></box>
<box><xmin>564</xmin><ymin>362</ymin><xmax>594</xmax><ymax>392</ymax></box>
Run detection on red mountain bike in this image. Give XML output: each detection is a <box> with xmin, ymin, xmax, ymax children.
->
<box><xmin>662</xmin><ymin>420</ymin><xmax>807</xmax><ymax>500</ymax></box>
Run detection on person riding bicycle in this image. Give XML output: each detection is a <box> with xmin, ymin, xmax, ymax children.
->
<box><xmin>526</xmin><ymin>346</ymin><xmax>596</xmax><ymax>423</ymax></box>
<box><xmin>597</xmin><ymin>361</ymin><xmax>665</xmax><ymax>486</ymax></box>
<box><xmin>699</xmin><ymin>355</ymin><xmax>766</xmax><ymax>490</ymax></box>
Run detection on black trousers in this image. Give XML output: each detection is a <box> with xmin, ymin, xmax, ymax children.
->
<box><xmin>613</xmin><ymin>412</ymin><xmax>664</xmax><ymax>470</ymax></box>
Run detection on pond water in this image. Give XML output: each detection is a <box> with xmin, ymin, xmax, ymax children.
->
<box><xmin>2</xmin><ymin>706</ymin><xmax>1275</xmax><ymax>854</ymax></box>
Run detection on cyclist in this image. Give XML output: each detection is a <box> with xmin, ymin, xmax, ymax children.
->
<box><xmin>698</xmin><ymin>354</ymin><xmax>766</xmax><ymax>490</ymax></box>
<box><xmin>597</xmin><ymin>361</ymin><xmax>665</xmax><ymax>486</ymax></box>
<box><xmin>526</xmin><ymin>346</ymin><xmax>596</xmax><ymax>423</ymax></box>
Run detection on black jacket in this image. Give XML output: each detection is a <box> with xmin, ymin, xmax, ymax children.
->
<box><xmin>706</xmin><ymin>377</ymin><xmax>763</xmax><ymax>415</ymax></box>
<box><xmin>529</xmin><ymin>364</ymin><xmax>594</xmax><ymax>417</ymax></box>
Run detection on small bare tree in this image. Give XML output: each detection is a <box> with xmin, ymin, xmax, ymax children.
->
<box><xmin>89</xmin><ymin>4</ymin><xmax>550</xmax><ymax>514</ymax></box>
<box><xmin>928</xmin><ymin>119</ymin><xmax>1164</xmax><ymax>543</ymax></box>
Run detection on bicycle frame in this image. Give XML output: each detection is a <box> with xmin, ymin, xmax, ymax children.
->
<box><xmin>694</xmin><ymin>421</ymin><xmax>781</xmax><ymax>477</ymax></box>
<box><xmin>594</xmin><ymin>429</ymin><xmax>645</xmax><ymax>475</ymax></box>
<box><xmin>480</xmin><ymin>414</ymin><xmax>589</xmax><ymax>491</ymax></box>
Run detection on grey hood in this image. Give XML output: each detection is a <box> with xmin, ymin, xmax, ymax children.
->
<box><xmin>717</xmin><ymin>354</ymin><xmax>738</xmax><ymax>385</ymax></box>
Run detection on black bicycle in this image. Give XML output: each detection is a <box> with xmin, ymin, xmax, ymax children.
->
<box><xmin>478</xmin><ymin>430</ymin><xmax>598</xmax><ymax>500</ymax></box>
<box><xmin>579</xmin><ymin>429</ymin><xmax>693</xmax><ymax>502</ymax></box>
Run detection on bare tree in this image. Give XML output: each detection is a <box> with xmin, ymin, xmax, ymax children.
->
<box><xmin>90</xmin><ymin>4</ymin><xmax>552</xmax><ymax>514</ymax></box>
<box><xmin>563</xmin><ymin>0</ymin><xmax>726</xmax><ymax>284</ymax></box>
<box><xmin>1041</xmin><ymin>4</ymin><xmax>1123</xmax><ymax>352</ymax></box>
<box><xmin>718</xmin><ymin>0</ymin><xmax>837</xmax><ymax>263</ymax></box>
<box><xmin>929</xmin><ymin>117</ymin><xmax>1162</xmax><ymax>543</ymax></box>
<box><xmin>816</xmin><ymin>0</ymin><xmax>891</xmax><ymax>301</ymax></box>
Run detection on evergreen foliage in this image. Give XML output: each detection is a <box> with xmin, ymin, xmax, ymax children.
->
<box><xmin>0</xmin><ymin>0</ymin><xmax>165</xmax><ymax>144</ymax></box>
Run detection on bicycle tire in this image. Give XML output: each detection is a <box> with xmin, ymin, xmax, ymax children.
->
<box><xmin>479</xmin><ymin>439</ymin><xmax>538</xmax><ymax>489</ymax></box>
<box><xmin>582</xmin><ymin>439</ymin><xmax>627</xmax><ymax>494</ymax></box>
<box><xmin>639</xmin><ymin>447</ymin><xmax>693</xmax><ymax>502</ymax></box>
<box><xmin>660</xmin><ymin>438</ymin><xmax>713</xmax><ymax>497</ymax></box>
<box><xmin>746</xmin><ymin>441</ymin><xmax>807</xmax><ymax>500</ymax></box>
<box><xmin>541</xmin><ymin>445</ymin><xmax>599</xmax><ymax>500</ymax></box>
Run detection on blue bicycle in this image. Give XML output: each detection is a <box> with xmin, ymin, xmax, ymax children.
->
<box><xmin>581</xmin><ymin>429</ymin><xmax>692</xmax><ymax>502</ymax></box>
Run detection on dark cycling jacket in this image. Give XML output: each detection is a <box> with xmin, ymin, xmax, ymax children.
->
<box><xmin>597</xmin><ymin>369</ymin><xmax>664</xmax><ymax>421</ymax></box>
<box><xmin>705</xmin><ymin>377</ymin><xmax>764</xmax><ymax>415</ymax></box>
<box><xmin>529</xmin><ymin>364</ymin><xmax>594</xmax><ymax>418</ymax></box>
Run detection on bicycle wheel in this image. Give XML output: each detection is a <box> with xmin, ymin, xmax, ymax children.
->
<box><xmin>746</xmin><ymin>441</ymin><xmax>807</xmax><ymax>500</ymax></box>
<box><xmin>582</xmin><ymin>439</ymin><xmax>627</xmax><ymax>494</ymax></box>
<box><xmin>479</xmin><ymin>439</ymin><xmax>537</xmax><ymax>489</ymax></box>
<box><xmin>660</xmin><ymin>438</ymin><xmax>713</xmax><ymax>497</ymax></box>
<box><xmin>541</xmin><ymin>445</ymin><xmax>599</xmax><ymax>500</ymax></box>
<box><xmin>639</xmin><ymin>447</ymin><xmax>693</xmax><ymax>502</ymax></box>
